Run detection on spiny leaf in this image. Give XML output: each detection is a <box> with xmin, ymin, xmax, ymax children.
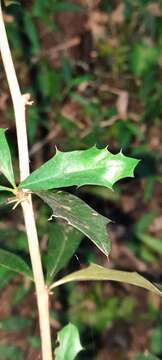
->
<box><xmin>35</xmin><ymin>191</ymin><xmax>111</xmax><ymax>256</ymax></box>
<box><xmin>50</xmin><ymin>263</ymin><xmax>162</xmax><ymax>296</ymax></box>
<box><xmin>44</xmin><ymin>222</ymin><xmax>83</xmax><ymax>284</ymax></box>
<box><xmin>55</xmin><ymin>323</ymin><xmax>83</xmax><ymax>360</ymax></box>
<box><xmin>0</xmin><ymin>129</ymin><xmax>15</xmax><ymax>186</ymax></box>
<box><xmin>0</xmin><ymin>249</ymin><xmax>33</xmax><ymax>280</ymax></box>
<box><xmin>19</xmin><ymin>146</ymin><xmax>140</xmax><ymax>191</ymax></box>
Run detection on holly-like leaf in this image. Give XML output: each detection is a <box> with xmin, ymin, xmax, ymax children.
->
<box><xmin>50</xmin><ymin>263</ymin><xmax>162</xmax><ymax>296</ymax></box>
<box><xmin>44</xmin><ymin>222</ymin><xmax>83</xmax><ymax>285</ymax></box>
<box><xmin>19</xmin><ymin>146</ymin><xmax>139</xmax><ymax>191</ymax></box>
<box><xmin>35</xmin><ymin>191</ymin><xmax>111</xmax><ymax>256</ymax></box>
<box><xmin>0</xmin><ymin>249</ymin><xmax>33</xmax><ymax>280</ymax></box>
<box><xmin>0</xmin><ymin>129</ymin><xmax>15</xmax><ymax>187</ymax></box>
<box><xmin>55</xmin><ymin>323</ymin><xmax>83</xmax><ymax>360</ymax></box>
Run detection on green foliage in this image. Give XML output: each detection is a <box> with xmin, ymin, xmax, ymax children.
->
<box><xmin>0</xmin><ymin>345</ymin><xmax>23</xmax><ymax>360</ymax></box>
<box><xmin>0</xmin><ymin>316</ymin><xmax>32</xmax><ymax>331</ymax></box>
<box><xmin>138</xmin><ymin>233</ymin><xmax>162</xmax><ymax>256</ymax></box>
<box><xmin>55</xmin><ymin>323</ymin><xmax>83</xmax><ymax>360</ymax></box>
<box><xmin>11</xmin><ymin>283</ymin><xmax>31</xmax><ymax>306</ymax></box>
<box><xmin>36</xmin><ymin>191</ymin><xmax>111</xmax><ymax>256</ymax></box>
<box><xmin>44</xmin><ymin>222</ymin><xmax>83</xmax><ymax>284</ymax></box>
<box><xmin>0</xmin><ymin>185</ymin><xmax>13</xmax><ymax>191</ymax></box>
<box><xmin>1</xmin><ymin>0</ymin><xmax>162</xmax><ymax>357</ymax></box>
<box><xmin>131</xmin><ymin>44</ymin><xmax>159</xmax><ymax>77</ymax></box>
<box><xmin>150</xmin><ymin>326</ymin><xmax>162</xmax><ymax>356</ymax></box>
<box><xmin>32</xmin><ymin>0</ymin><xmax>83</xmax><ymax>19</ymax></box>
<box><xmin>134</xmin><ymin>212</ymin><xmax>162</xmax><ymax>262</ymax></box>
<box><xmin>19</xmin><ymin>146</ymin><xmax>139</xmax><ymax>191</ymax></box>
<box><xmin>27</xmin><ymin>336</ymin><xmax>41</xmax><ymax>350</ymax></box>
<box><xmin>133</xmin><ymin>353</ymin><xmax>157</xmax><ymax>360</ymax></box>
<box><xmin>0</xmin><ymin>249</ymin><xmax>33</xmax><ymax>279</ymax></box>
<box><xmin>69</xmin><ymin>292</ymin><xmax>136</xmax><ymax>331</ymax></box>
<box><xmin>0</xmin><ymin>267</ymin><xmax>14</xmax><ymax>290</ymax></box>
<box><xmin>50</xmin><ymin>263</ymin><xmax>162</xmax><ymax>296</ymax></box>
<box><xmin>0</xmin><ymin>129</ymin><xmax>15</xmax><ymax>187</ymax></box>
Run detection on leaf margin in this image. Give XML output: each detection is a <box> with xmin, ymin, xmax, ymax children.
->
<box><xmin>35</xmin><ymin>190</ymin><xmax>111</xmax><ymax>257</ymax></box>
<box><xmin>50</xmin><ymin>263</ymin><xmax>162</xmax><ymax>296</ymax></box>
<box><xmin>19</xmin><ymin>145</ymin><xmax>140</xmax><ymax>191</ymax></box>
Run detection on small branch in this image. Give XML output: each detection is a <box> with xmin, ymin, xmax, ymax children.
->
<box><xmin>0</xmin><ymin>6</ymin><xmax>29</xmax><ymax>181</ymax></box>
<box><xmin>0</xmin><ymin>4</ymin><xmax>53</xmax><ymax>359</ymax></box>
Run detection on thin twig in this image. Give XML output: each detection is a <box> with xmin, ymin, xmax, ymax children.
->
<box><xmin>0</xmin><ymin>4</ymin><xmax>53</xmax><ymax>359</ymax></box>
<box><xmin>30</xmin><ymin>124</ymin><xmax>61</xmax><ymax>156</ymax></box>
<box><xmin>44</xmin><ymin>36</ymin><xmax>80</xmax><ymax>60</ymax></box>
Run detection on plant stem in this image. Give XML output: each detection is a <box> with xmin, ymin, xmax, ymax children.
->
<box><xmin>0</xmin><ymin>4</ymin><xmax>53</xmax><ymax>359</ymax></box>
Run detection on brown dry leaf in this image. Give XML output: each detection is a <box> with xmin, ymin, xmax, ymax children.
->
<box><xmin>147</xmin><ymin>3</ymin><xmax>162</xmax><ymax>17</ymax></box>
<box><xmin>149</xmin><ymin>216</ymin><xmax>162</xmax><ymax>234</ymax></box>
<box><xmin>86</xmin><ymin>11</ymin><xmax>108</xmax><ymax>41</ymax></box>
<box><xmin>79</xmin><ymin>0</ymin><xmax>100</xmax><ymax>8</ymax></box>
<box><xmin>111</xmin><ymin>3</ymin><xmax>125</xmax><ymax>25</ymax></box>
<box><xmin>61</xmin><ymin>101</ymin><xmax>92</xmax><ymax>138</ymax></box>
<box><xmin>61</xmin><ymin>101</ymin><xmax>85</xmax><ymax>129</ymax></box>
<box><xmin>45</xmin><ymin>37</ymin><xmax>80</xmax><ymax>61</ymax></box>
<box><xmin>116</xmin><ymin>90</ymin><xmax>129</xmax><ymax>119</ymax></box>
<box><xmin>108</xmin><ymin>37</ymin><xmax>120</xmax><ymax>49</ymax></box>
<box><xmin>121</xmin><ymin>195</ymin><xmax>135</xmax><ymax>213</ymax></box>
<box><xmin>3</xmin><ymin>13</ymin><xmax>13</xmax><ymax>23</ymax></box>
<box><xmin>0</xmin><ymin>94</ymin><xmax>8</xmax><ymax>111</ymax></box>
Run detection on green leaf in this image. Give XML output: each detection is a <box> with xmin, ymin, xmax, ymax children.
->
<box><xmin>55</xmin><ymin>323</ymin><xmax>83</xmax><ymax>360</ymax></box>
<box><xmin>0</xmin><ymin>185</ymin><xmax>13</xmax><ymax>192</ymax></box>
<box><xmin>150</xmin><ymin>326</ymin><xmax>162</xmax><ymax>355</ymax></box>
<box><xmin>52</xmin><ymin>2</ymin><xmax>83</xmax><ymax>12</ymax></box>
<box><xmin>133</xmin><ymin>352</ymin><xmax>157</xmax><ymax>360</ymax></box>
<box><xmin>19</xmin><ymin>146</ymin><xmax>139</xmax><ymax>191</ymax></box>
<box><xmin>50</xmin><ymin>263</ymin><xmax>162</xmax><ymax>296</ymax></box>
<box><xmin>0</xmin><ymin>249</ymin><xmax>33</xmax><ymax>280</ymax></box>
<box><xmin>36</xmin><ymin>191</ymin><xmax>111</xmax><ymax>256</ymax></box>
<box><xmin>0</xmin><ymin>345</ymin><xmax>23</xmax><ymax>360</ymax></box>
<box><xmin>0</xmin><ymin>129</ymin><xmax>15</xmax><ymax>186</ymax></box>
<box><xmin>0</xmin><ymin>316</ymin><xmax>32</xmax><ymax>331</ymax></box>
<box><xmin>131</xmin><ymin>44</ymin><xmax>159</xmax><ymax>77</ymax></box>
<box><xmin>0</xmin><ymin>268</ymin><xmax>14</xmax><ymax>290</ymax></box>
<box><xmin>137</xmin><ymin>233</ymin><xmax>162</xmax><ymax>256</ymax></box>
<box><xmin>45</xmin><ymin>222</ymin><xmax>83</xmax><ymax>284</ymax></box>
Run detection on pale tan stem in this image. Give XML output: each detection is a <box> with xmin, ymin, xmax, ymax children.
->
<box><xmin>0</xmin><ymin>4</ymin><xmax>53</xmax><ymax>359</ymax></box>
<box><xmin>21</xmin><ymin>198</ymin><xmax>52</xmax><ymax>359</ymax></box>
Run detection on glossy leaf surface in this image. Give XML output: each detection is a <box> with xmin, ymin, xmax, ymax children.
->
<box><xmin>0</xmin><ymin>129</ymin><xmax>15</xmax><ymax>186</ymax></box>
<box><xmin>45</xmin><ymin>222</ymin><xmax>83</xmax><ymax>284</ymax></box>
<box><xmin>0</xmin><ymin>249</ymin><xmax>33</xmax><ymax>280</ymax></box>
<box><xmin>55</xmin><ymin>323</ymin><xmax>83</xmax><ymax>360</ymax></box>
<box><xmin>20</xmin><ymin>146</ymin><xmax>139</xmax><ymax>191</ymax></box>
<box><xmin>36</xmin><ymin>191</ymin><xmax>111</xmax><ymax>256</ymax></box>
<box><xmin>51</xmin><ymin>263</ymin><xmax>162</xmax><ymax>296</ymax></box>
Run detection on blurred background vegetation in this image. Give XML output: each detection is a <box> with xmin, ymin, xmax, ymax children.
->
<box><xmin>1</xmin><ymin>0</ymin><xmax>162</xmax><ymax>359</ymax></box>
